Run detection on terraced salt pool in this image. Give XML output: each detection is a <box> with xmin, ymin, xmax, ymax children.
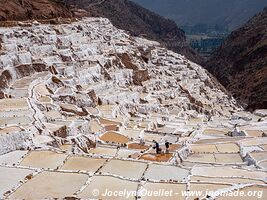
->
<box><xmin>121</xmin><ymin>129</ymin><xmax>142</xmax><ymax>140</ymax></box>
<box><xmin>100</xmin><ymin>159</ymin><xmax>147</xmax><ymax>179</ymax></box>
<box><xmin>61</xmin><ymin>156</ymin><xmax>107</xmax><ymax>172</ymax></box>
<box><xmin>190</xmin><ymin>143</ymin><xmax>239</xmax><ymax>153</ymax></box>
<box><xmin>186</xmin><ymin>153</ymin><xmax>243</xmax><ymax>164</ymax></box>
<box><xmin>188</xmin><ymin>183</ymin><xmax>231</xmax><ymax>200</ymax></box>
<box><xmin>20</xmin><ymin>151</ymin><xmax>67</xmax><ymax>169</ymax></box>
<box><xmin>191</xmin><ymin>166</ymin><xmax>267</xmax><ymax>179</ymax></box>
<box><xmin>89</xmin><ymin>119</ymin><xmax>102</xmax><ymax>133</ymax></box>
<box><xmin>0</xmin><ymin>116</ymin><xmax>32</xmax><ymax>126</ymax></box>
<box><xmin>140</xmin><ymin>182</ymin><xmax>186</xmax><ymax>200</ymax></box>
<box><xmin>78</xmin><ymin>176</ymin><xmax>139</xmax><ymax>200</ymax></box>
<box><xmin>0</xmin><ymin>167</ymin><xmax>34</xmax><ymax>197</ymax></box>
<box><xmin>203</xmin><ymin>129</ymin><xmax>229</xmax><ymax>136</ymax></box>
<box><xmin>0</xmin><ymin>98</ymin><xmax>29</xmax><ymax>111</ymax></box>
<box><xmin>0</xmin><ymin>150</ymin><xmax>28</xmax><ymax>165</ymax></box>
<box><xmin>144</xmin><ymin>164</ymin><xmax>189</xmax><ymax>181</ymax></box>
<box><xmin>217</xmin><ymin>186</ymin><xmax>267</xmax><ymax>200</ymax></box>
<box><xmin>249</xmin><ymin>151</ymin><xmax>267</xmax><ymax>162</ymax></box>
<box><xmin>9</xmin><ymin>171</ymin><xmax>88</xmax><ymax>199</ymax></box>
<box><xmin>89</xmin><ymin>147</ymin><xmax>118</xmax><ymax>156</ymax></box>
<box><xmin>190</xmin><ymin>176</ymin><xmax>265</xmax><ymax>185</ymax></box>
<box><xmin>117</xmin><ymin>149</ymin><xmax>140</xmax><ymax>158</ymax></box>
<box><xmin>189</xmin><ymin>144</ymin><xmax>218</xmax><ymax>153</ymax></box>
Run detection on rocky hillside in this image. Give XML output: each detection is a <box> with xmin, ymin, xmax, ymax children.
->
<box><xmin>206</xmin><ymin>7</ymin><xmax>267</xmax><ymax>110</ymax></box>
<box><xmin>65</xmin><ymin>0</ymin><xmax>202</xmax><ymax>63</ymax></box>
<box><xmin>0</xmin><ymin>0</ymin><xmax>72</xmax><ymax>21</ymax></box>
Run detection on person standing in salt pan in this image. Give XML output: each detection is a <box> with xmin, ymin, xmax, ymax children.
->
<box><xmin>152</xmin><ymin>140</ymin><xmax>161</xmax><ymax>154</ymax></box>
<box><xmin>165</xmin><ymin>140</ymin><xmax>170</xmax><ymax>153</ymax></box>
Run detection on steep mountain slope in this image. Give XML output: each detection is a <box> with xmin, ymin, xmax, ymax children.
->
<box><xmin>65</xmin><ymin>0</ymin><xmax>202</xmax><ymax>63</ymax></box>
<box><xmin>206</xmin><ymin>8</ymin><xmax>267</xmax><ymax>109</ymax></box>
<box><xmin>133</xmin><ymin>0</ymin><xmax>267</xmax><ymax>32</ymax></box>
<box><xmin>0</xmin><ymin>0</ymin><xmax>72</xmax><ymax>21</ymax></box>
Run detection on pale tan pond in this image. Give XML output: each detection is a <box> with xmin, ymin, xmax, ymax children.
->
<box><xmin>20</xmin><ymin>151</ymin><xmax>67</xmax><ymax>169</ymax></box>
<box><xmin>186</xmin><ymin>154</ymin><xmax>215</xmax><ymax>163</ymax></box>
<box><xmin>117</xmin><ymin>149</ymin><xmax>140</xmax><ymax>158</ymax></box>
<box><xmin>189</xmin><ymin>144</ymin><xmax>218</xmax><ymax>153</ymax></box>
<box><xmin>249</xmin><ymin>151</ymin><xmax>267</xmax><ymax>162</ymax></box>
<box><xmin>34</xmin><ymin>84</ymin><xmax>50</xmax><ymax>96</ymax></box>
<box><xmin>186</xmin><ymin>153</ymin><xmax>243</xmax><ymax>164</ymax></box>
<box><xmin>59</xmin><ymin>144</ymin><xmax>73</xmax><ymax>152</ymax></box>
<box><xmin>86</xmin><ymin>107</ymin><xmax>99</xmax><ymax>115</ymax></box>
<box><xmin>0</xmin><ymin>166</ymin><xmax>34</xmax><ymax>197</ymax></box>
<box><xmin>89</xmin><ymin>119</ymin><xmax>102</xmax><ymax>133</ymax></box>
<box><xmin>192</xmin><ymin>166</ymin><xmax>267</xmax><ymax>179</ymax></box>
<box><xmin>190</xmin><ymin>176</ymin><xmax>264</xmax><ymax>185</ymax></box>
<box><xmin>260</xmin><ymin>144</ymin><xmax>267</xmax><ymax>150</ymax></box>
<box><xmin>89</xmin><ymin>146</ymin><xmax>118</xmax><ymax>156</ymax></box>
<box><xmin>0</xmin><ymin>116</ymin><xmax>32</xmax><ymax>126</ymax></box>
<box><xmin>241</xmin><ymin>138</ymin><xmax>267</xmax><ymax>146</ymax></box>
<box><xmin>38</xmin><ymin>96</ymin><xmax>52</xmax><ymax>103</ymax></box>
<box><xmin>9</xmin><ymin>171</ymin><xmax>88</xmax><ymax>199</ymax></box>
<box><xmin>217</xmin><ymin>186</ymin><xmax>267</xmax><ymax>200</ymax></box>
<box><xmin>0</xmin><ymin>150</ymin><xmax>28</xmax><ymax>165</ymax></box>
<box><xmin>143</xmin><ymin>133</ymin><xmax>163</xmax><ymax>142</ymax></box>
<box><xmin>0</xmin><ymin>98</ymin><xmax>29</xmax><ymax>111</ymax></box>
<box><xmin>144</xmin><ymin>164</ymin><xmax>189</xmax><ymax>181</ymax></box>
<box><xmin>100</xmin><ymin>159</ymin><xmax>147</xmax><ymax>179</ymax></box>
<box><xmin>215</xmin><ymin>153</ymin><xmax>243</xmax><ymax>164</ymax></box>
<box><xmin>78</xmin><ymin>175</ymin><xmax>138</xmax><ymax>200</ymax></box>
<box><xmin>216</xmin><ymin>143</ymin><xmax>240</xmax><ymax>153</ymax></box>
<box><xmin>259</xmin><ymin>160</ymin><xmax>267</xmax><ymax>169</ymax></box>
<box><xmin>195</xmin><ymin>138</ymin><xmax>244</xmax><ymax>144</ymax></box>
<box><xmin>203</xmin><ymin>129</ymin><xmax>229</xmax><ymax>136</ymax></box>
<box><xmin>0</xmin><ymin>126</ymin><xmax>22</xmax><ymax>135</ymax></box>
<box><xmin>188</xmin><ymin>183</ymin><xmax>231</xmax><ymax>200</ymax></box>
<box><xmin>121</xmin><ymin>129</ymin><xmax>142</xmax><ymax>140</ymax></box>
<box><xmin>141</xmin><ymin>182</ymin><xmax>186</xmax><ymax>200</ymax></box>
<box><xmin>99</xmin><ymin>118</ymin><xmax>121</xmax><ymax>126</ymax></box>
<box><xmin>245</xmin><ymin>130</ymin><xmax>264</xmax><ymax>137</ymax></box>
<box><xmin>61</xmin><ymin>156</ymin><xmax>107</xmax><ymax>172</ymax></box>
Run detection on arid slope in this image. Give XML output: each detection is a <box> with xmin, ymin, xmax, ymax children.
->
<box><xmin>206</xmin><ymin>7</ymin><xmax>267</xmax><ymax>109</ymax></box>
<box><xmin>0</xmin><ymin>0</ymin><xmax>72</xmax><ymax>21</ymax></box>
